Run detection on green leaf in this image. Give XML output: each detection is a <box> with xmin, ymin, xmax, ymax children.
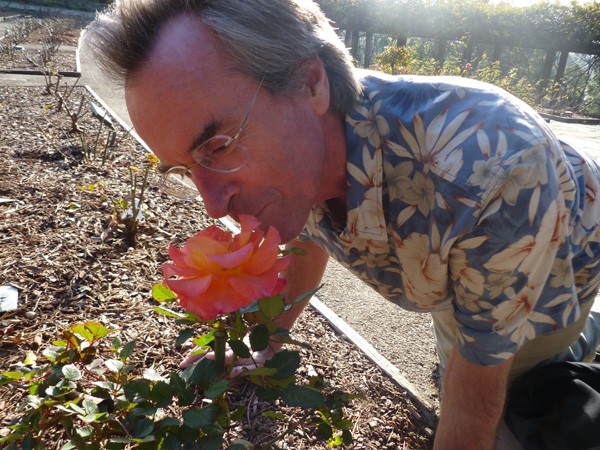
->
<box><xmin>265</xmin><ymin>350</ymin><xmax>300</xmax><ymax>379</ymax></box>
<box><xmin>169</xmin><ymin>373</ymin><xmax>194</xmax><ymax>406</ymax></box>
<box><xmin>124</xmin><ymin>379</ymin><xmax>151</xmax><ymax>403</ymax></box>
<box><xmin>228</xmin><ymin>339</ymin><xmax>251</xmax><ymax>359</ymax></box>
<box><xmin>109</xmin><ymin>437</ymin><xmax>135</xmax><ymax>444</ymax></box>
<box><xmin>249</xmin><ymin>324</ymin><xmax>270</xmax><ymax>352</ymax></box>
<box><xmin>120</xmin><ymin>340</ymin><xmax>136</xmax><ymax>360</ymax></box>
<box><xmin>204</xmin><ymin>380</ymin><xmax>229</xmax><ymax>399</ymax></box>
<box><xmin>317</xmin><ymin>422</ymin><xmax>333</xmax><ymax>440</ymax></box>
<box><xmin>176</xmin><ymin>328</ymin><xmax>196</xmax><ymax>346</ymax></box>
<box><xmin>230</xmin><ymin>406</ymin><xmax>246</xmax><ymax>421</ymax></box>
<box><xmin>156</xmin><ymin>416</ymin><xmax>180</xmax><ymax>428</ymax></box>
<box><xmin>61</xmin><ymin>330</ymin><xmax>82</xmax><ymax>351</ymax></box>
<box><xmin>237</xmin><ymin>299</ymin><xmax>260</xmax><ymax>314</ymax></box>
<box><xmin>76</xmin><ymin>425</ymin><xmax>95</xmax><ymax>438</ymax></box>
<box><xmin>281</xmin><ymin>384</ymin><xmax>325</xmax><ymax>408</ymax></box>
<box><xmin>341</xmin><ymin>429</ymin><xmax>353</xmax><ymax>445</ymax></box>
<box><xmin>188</xmin><ymin>358</ymin><xmax>218</xmax><ymax>388</ymax></box>
<box><xmin>71</xmin><ymin>322</ymin><xmax>111</xmax><ymax>343</ymax></box>
<box><xmin>182</xmin><ymin>404</ymin><xmax>220</xmax><ymax>429</ymax></box>
<box><xmin>130</xmin><ymin>417</ymin><xmax>154</xmax><ymax>438</ymax></box>
<box><xmin>293</xmin><ymin>285</ymin><xmax>322</xmax><ymax>305</ymax></box>
<box><xmin>1</xmin><ymin>371</ymin><xmax>23</xmax><ymax>381</ymax></box>
<box><xmin>197</xmin><ymin>435</ymin><xmax>224</xmax><ymax>450</ymax></box>
<box><xmin>92</xmin><ymin>381</ymin><xmax>118</xmax><ymax>391</ymax></box>
<box><xmin>255</xmin><ymin>386</ymin><xmax>281</xmax><ymax>401</ymax></box>
<box><xmin>158</xmin><ymin>433</ymin><xmax>181</xmax><ymax>450</ymax></box>
<box><xmin>258</xmin><ymin>296</ymin><xmax>285</xmax><ymax>319</ymax></box>
<box><xmin>152</xmin><ymin>283</ymin><xmax>177</xmax><ymax>302</ymax></box>
<box><xmin>281</xmin><ymin>246</ymin><xmax>307</xmax><ymax>256</ymax></box>
<box><xmin>84</xmin><ymin>322</ymin><xmax>113</xmax><ymax>341</ymax></box>
<box><xmin>327</xmin><ymin>433</ymin><xmax>343</xmax><ymax>448</ymax></box>
<box><xmin>228</xmin><ymin>440</ymin><xmax>254</xmax><ymax>449</ymax></box>
<box><xmin>237</xmin><ymin>367</ymin><xmax>277</xmax><ymax>377</ymax></box>
<box><xmin>333</xmin><ymin>417</ymin><xmax>353</xmax><ymax>430</ymax></box>
<box><xmin>150</xmin><ymin>381</ymin><xmax>173</xmax><ymax>408</ymax></box>
<box><xmin>105</xmin><ymin>359</ymin><xmax>124</xmax><ymax>373</ymax></box>
<box><xmin>62</xmin><ymin>364</ymin><xmax>82</xmax><ymax>381</ymax></box>
<box><xmin>23</xmin><ymin>351</ymin><xmax>37</xmax><ymax>366</ymax></box>
<box><xmin>83</xmin><ymin>398</ymin><xmax>99</xmax><ymax>416</ymax></box>
<box><xmin>262</xmin><ymin>411</ymin><xmax>286</xmax><ymax>421</ymax></box>
<box><xmin>130</xmin><ymin>401</ymin><xmax>157</xmax><ymax>417</ymax></box>
<box><xmin>153</xmin><ymin>306</ymin><xmax>186</xmax><ymax>319</ymax></box>
<box><xmin>192</xmin><ymin>330</ymin><xmax>216</xmax><ymax>348</ymax></box>
<box><xmin>143</xmin><ymin>368</ymin><xmax>166</xmax><ymax>382</ymax></box>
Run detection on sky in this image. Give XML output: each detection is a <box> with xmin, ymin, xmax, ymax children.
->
<box><xmin>489</xmin><ymin>0</ymin><xmax>596</xmax><ymax>6</ymax></box>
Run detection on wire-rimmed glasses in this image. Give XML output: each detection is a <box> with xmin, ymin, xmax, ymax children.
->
<box><xmin>159</xmin><ymin>78</ymin><xmax>264</xmax><ymax>200</ymax></box>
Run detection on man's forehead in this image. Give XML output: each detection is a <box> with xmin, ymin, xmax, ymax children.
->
<box><xmin>149</xmin><ymin>14</ymin><xmax>224</xmax><ymax>72</ymax></box>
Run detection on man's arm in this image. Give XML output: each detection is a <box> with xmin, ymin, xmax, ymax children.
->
<box><xmin>273</xmin><ymin>238</ymin><xmax>330</xmax><ymax>339</ymax></box>
<box><xmin>434</xmin><ymin>346</ymin><xmax>513</xmax><ymax>450</ymax></box>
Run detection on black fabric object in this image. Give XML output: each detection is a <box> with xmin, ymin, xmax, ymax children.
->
<box><xmin>505</xmin><ymin>362</ymin><xmax>600</xmax><ymax>450</ymax></box>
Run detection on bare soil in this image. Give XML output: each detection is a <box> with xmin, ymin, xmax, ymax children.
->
<box><xmin>0</xmin><ymin>16</ymin><xmax>437</xmax><ymax>448</ymax></box>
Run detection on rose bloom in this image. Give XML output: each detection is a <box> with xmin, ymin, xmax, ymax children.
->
<box><xmin>163</xmin><ymin>215</ymin><xmax>290</xmax><ymax>320</ymax></box>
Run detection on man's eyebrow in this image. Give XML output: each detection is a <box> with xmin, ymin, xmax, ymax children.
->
<box><xmin>188</xmin><ymin>119</ymin><xmax>221</xmax><ymax>155</ymax></box>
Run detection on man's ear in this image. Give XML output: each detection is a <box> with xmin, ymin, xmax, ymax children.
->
<box><xmin>303</xmin><ymin>56</ymin><xmax>330</xmax><ymax>115</ymax></box>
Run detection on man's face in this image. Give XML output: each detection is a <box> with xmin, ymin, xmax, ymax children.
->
<box><xmin>125</xmin><ymin>15</ymin><xmax>341</xmax><ymax>242</ymax></box>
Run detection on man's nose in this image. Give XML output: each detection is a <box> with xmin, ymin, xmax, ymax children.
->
<box><xmin>189</xmin><ymin>167</ymin><xmax>239</xmax><ymax>219</ymax></box>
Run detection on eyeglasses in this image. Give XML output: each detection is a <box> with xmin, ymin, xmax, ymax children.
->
<box><xmin>159</xmin><ymin>79</ymin><xmax>263</xmax><ymax>200</ymax></box>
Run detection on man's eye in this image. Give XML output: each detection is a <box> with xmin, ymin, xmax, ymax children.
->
<box><xmin>206</xmin><ymin>143</ymin><xmax>229</xmax><ymax>157</ymax></box>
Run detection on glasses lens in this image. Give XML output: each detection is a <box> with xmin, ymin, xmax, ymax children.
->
<box><xmin>193</xmin><ymin>136</ymin><xmax>247</xmax><ymax>173</ymax></box>
<box><xmin>160</xmin><ymin>167</ymin><xmax>199</xmax><ymax>200</ymax></box>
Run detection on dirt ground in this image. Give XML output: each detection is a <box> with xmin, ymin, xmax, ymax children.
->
<box><xmin>0</xmin><ymin>14</ymin><xmax>437</xmax><ymax>449</ymax></box>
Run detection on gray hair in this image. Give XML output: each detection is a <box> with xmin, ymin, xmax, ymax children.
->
<box><xmin>86</xmin><ymin>0</ymin><xmax>362</xmax><ymax>115</ymax></box>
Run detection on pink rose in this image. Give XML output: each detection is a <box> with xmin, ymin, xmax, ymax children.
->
<box><xmin>163</xmin><ymin>215</ymin><xmax>290</xmax><ymax>320</ymax></box>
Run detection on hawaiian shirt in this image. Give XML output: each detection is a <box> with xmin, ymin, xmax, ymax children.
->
<box><xmin>301</xmin><ymin>71</ymin><xmax>600</xmax><ymax>366</ymax></box>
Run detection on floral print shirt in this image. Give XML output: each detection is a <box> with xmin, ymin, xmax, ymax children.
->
<box><xmin>301</xmin><ymin>72</ymin><xmax>600</xmax><ymax>366</ymax></box>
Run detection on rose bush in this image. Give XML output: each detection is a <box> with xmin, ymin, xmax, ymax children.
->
<box><xmin>163</xmin><ymin>214</ymin><xmax>290</xmax><ymax>320</ymax></box>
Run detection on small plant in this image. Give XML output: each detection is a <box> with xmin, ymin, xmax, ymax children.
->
<box><xmin>87</xmin><ymin>101</ymin><xmax>118</xmax><ymax>164</ymax></box>
<box><xmin>0</xmin><ymin>17</ymin><xmax>40</xmax><ymax>61</ymax></box>
<box><xmin>62</xmin><ymin>93</ymin><xmax>87</xmax><ymax>133</ymax></box>
<box><xmin>113</xmin><ymin>154</ymin><xmax>158</xmax><ymax>248</ymax></box>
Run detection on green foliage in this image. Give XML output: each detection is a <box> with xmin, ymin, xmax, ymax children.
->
<box><xmin>2</xmin><ymin>293</ymin><xmax>357</xmax><ymax>448</ymax></box>
<box><xmin>373</xmin><ymin>44</ymin><xmax>570</xmax><ymax>111</ymax></box>
<box><xmin>321</xmin><ymin>0</ymin><xmax>600</xmax><ymax>117</ymax></box>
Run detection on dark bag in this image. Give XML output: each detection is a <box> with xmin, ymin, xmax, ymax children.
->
<box><xmin>505</xmin><ymin>361</ymin><xmax>600</xmax><ymax>450</ymax></box>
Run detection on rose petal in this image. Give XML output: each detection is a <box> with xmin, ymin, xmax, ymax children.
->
<box><xmin>207</xmin><ymin>243</ymin><xmax>253</xmax><ymax>269</ymax></box>
<box><xmin>197</xmin><ymin>225</ymin><xmax>233</xmax><ymax>243</ymax></box>
<box><xmin>179</xmin><ymin>277</ymin><xmax>253</xmax><ymax>320</ymax></box>
<box><xmin>235</xmin><ymin>215</ymin><xmax>262</xmax><ymax>248</ymax></box>
<box><xmin>162</xmin><ymin>262</ymin><xmax>206</xmax><ymax>279</ymax></box>
<box><xmin>229</xmin><ymin>271</ymin><xmax>281</xmax><ymax>300</ymax></box>
<box><xmin>245</xmin><ymin>226</ymin><xmax>285</xmax><ymax>275</ymax></box>
<box><xmin>165</xmin><ymin>275</ymin><xmax>212</xmax><ymax>301</ymax></box>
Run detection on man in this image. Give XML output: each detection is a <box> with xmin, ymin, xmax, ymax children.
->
<box><xmin>86</xmin><ymin>1</ymin><xmax>600</xmax><ymax>448</ymax></box>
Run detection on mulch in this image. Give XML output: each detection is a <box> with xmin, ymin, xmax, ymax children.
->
<box><xmin>0</xmin><ymin>16</ymin><xmax>436</xmax><ymax>450</ymax></box>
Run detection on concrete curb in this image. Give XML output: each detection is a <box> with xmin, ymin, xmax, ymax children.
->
<box><xmin>538</xmin><ymin>112</ymin><xmax>600</xmax><ymax>126</ymax></box>
<box><xmin>0</xmin><ymin>68</ymin><xmax>80</xmax><ymax>76</ymax></box>
<box><xmin>0</xmin><ymin>1</ymin><xmax>96</xmax><ymax>19</ymax></box>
